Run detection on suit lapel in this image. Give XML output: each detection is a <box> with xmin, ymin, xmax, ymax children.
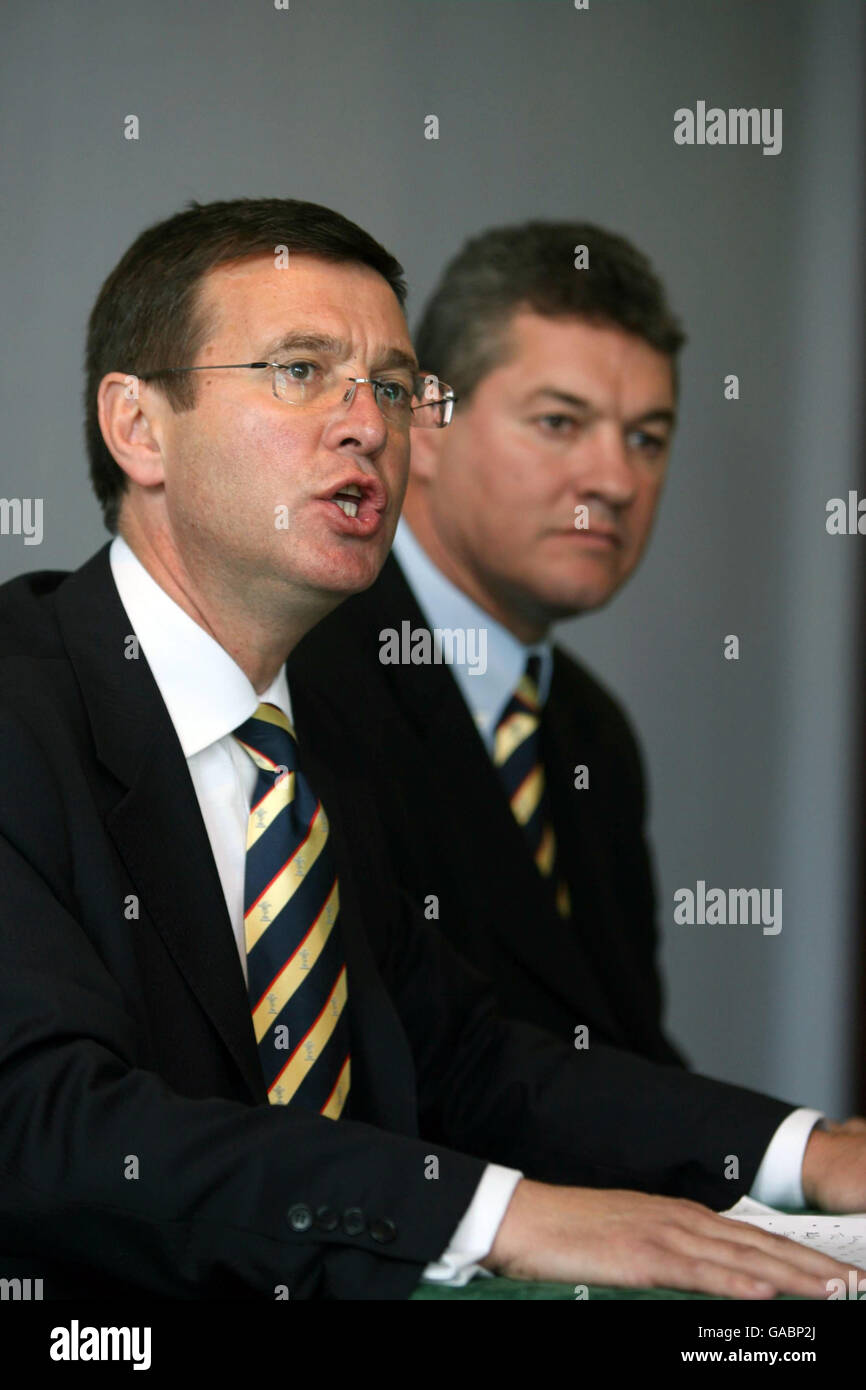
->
<box><xmin>55</xmin><ymin>545</ymin><xmax>265</xmax><ymax>1101</ymax></box>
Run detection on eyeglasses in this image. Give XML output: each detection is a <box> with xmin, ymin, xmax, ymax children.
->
<box><xmin>135</xmin><ymin>360</ymin><xmax>456</xmax><ymax>428</ymax></box>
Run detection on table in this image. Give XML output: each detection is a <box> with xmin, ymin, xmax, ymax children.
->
<box><xmin>412</xmin><ymin>1277</ymin><xmax>734</xmax><ymax>1299</ymax></box>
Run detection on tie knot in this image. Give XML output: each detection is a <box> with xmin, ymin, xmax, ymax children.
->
<box><xmin>233</xmin><ymin>701</ymin><xmax>298</xmax><ymax>777</ymax></box>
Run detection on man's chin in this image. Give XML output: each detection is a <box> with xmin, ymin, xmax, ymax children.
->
<box><xmin>538</xmin><ymin>580</ymin><xmax>623</xmax><ymax>622</ymax></box>
<box><xmin>309</xmin><ymin>545</ymin><xmax>388</xmax><ymax>602</ymax></box>
<box><xmin>541</xmin><ymin>556</ymin><xmax>633</xmax><ymax>616</ymax></box>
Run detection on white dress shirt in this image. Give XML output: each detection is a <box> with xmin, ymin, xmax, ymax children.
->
<box><xmin>392</xmin><ymin>518</ymin><xmax>554</xmax><ymax>747</ymax></box>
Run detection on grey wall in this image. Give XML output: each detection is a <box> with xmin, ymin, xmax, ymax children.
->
<box><xmin>1</xmin><ymin>0</ymin><xmax>862</xmax><ymax>1110</ymax></box>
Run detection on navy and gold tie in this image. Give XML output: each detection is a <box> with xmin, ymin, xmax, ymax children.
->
<box><xmin>493</xmin><ymin>657</ymin><xmax>571</xmax><ymax>919</ymax></box>
<box><xmin>232</xmin><ymin>702</ymin><xmax>350</xmax><ymax>1117</ymax></box>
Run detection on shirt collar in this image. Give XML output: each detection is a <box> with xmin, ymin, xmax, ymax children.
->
<box><xmin>108</xmin><ymin>534</ymin><xmax>292</xmax><ymax>758</ymax></box>
<box><xmin>391</xmin><ymin>518</ymin><xmax>552</xmax><ymax>740</ymax></box>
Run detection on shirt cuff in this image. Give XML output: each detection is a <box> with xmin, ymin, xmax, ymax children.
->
<box><xmin>749</xmin><ymin>1107</ymin><xmax>825</xmax><ymax>1208</ymax></box>
<box><xmin>420</xmin><ymin>1164</ymin><xmax>524</xmax><ymax>1287</ymax></box>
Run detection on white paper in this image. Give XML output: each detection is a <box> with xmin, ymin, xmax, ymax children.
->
<box><xmin>722</xmin><ymin>1196</ymin><xmax>866</xmax><ymax>1270</ymax></box>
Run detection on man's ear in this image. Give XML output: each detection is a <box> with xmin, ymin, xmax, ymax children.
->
<box><xmin>97</xmin><ymin>373</ymin><xmax>166</xmax><ymax>488</ymax></box>
<box><xmin>407</xmin><ymin>423</ymin><xmax>446</xmax><ymax>484</ymax></box>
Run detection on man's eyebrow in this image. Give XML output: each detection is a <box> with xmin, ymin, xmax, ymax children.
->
<box><xmin>260</xmin><ymin>332</ymin><xmax>344</xmax><ymax>359</ymax></box>
<box><xmin>259</xmin><ymin>331</ymin><xmax>418</xmax><ymax>374</ymax></box>
<box><xmin>525</xmin><ymin>387</ymin><xmax>676</xmax><ymax>428</ymax></box>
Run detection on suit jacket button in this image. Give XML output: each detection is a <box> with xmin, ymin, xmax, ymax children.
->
<box><xmin>315</xmin><ymin>1205</ymin><xmax>339</xmax><ymax>1232</ymax></box>
<box><xmin>342</xmin><ymin>1207</ymin><xmax>365</xmax><ymax>1236</ymax></box>
<box><xmin>370</xmin><ymin>1217</ymin><xmax>397</xmax><ymax>1244</ymax></box>
<box><xmin>287</xmin><ymin>1203</ymin><xmax>313</xmax><ymax>1233</ymax></box>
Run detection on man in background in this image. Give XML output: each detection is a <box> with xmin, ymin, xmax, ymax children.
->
<box><xmin>291</xmin><ymin>222</ymin><xmax>686</xmax><ymax>1064</ymax></box>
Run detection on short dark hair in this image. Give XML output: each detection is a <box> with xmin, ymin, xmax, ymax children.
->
<box><xmin>413</xmin><ymin>221</ymin><xmax>686</xmax><ymax>407</ymax></box>
<box><xmin>84</xmin><ymin>197</ymin><xmax>407</xmax><ymax>533</ymax></box>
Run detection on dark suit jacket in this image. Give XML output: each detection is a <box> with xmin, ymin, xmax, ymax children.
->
<box><xmin>0</xmin><ymin>545</ymin><xmax>792</xmax><ymax>1300</ymax></box>
<box><xmin>290</xmin><ymin>555</ymin><xmax>683</xmax><ymax>1065</ymax></box>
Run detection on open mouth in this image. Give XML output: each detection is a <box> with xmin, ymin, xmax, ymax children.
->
<box><xmin>332</xmin><ymin>483</ymin><xmax>362</xmax><ymax>519</ymax></box>
<box><xmin>317</xmin><ymin>473</ymin><xmax>388</xmax><ymax>536</ymax></box>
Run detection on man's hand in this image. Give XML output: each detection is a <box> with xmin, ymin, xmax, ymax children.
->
<box><xmin>480</xmin><ymin>1179</ymin><xmax>861</xmax><ymax>1298</ymax></box>
<box><xmin>802</xmin><ymin>1116</ymin><xmax>866</xmax><ymax>1211</ymax></box>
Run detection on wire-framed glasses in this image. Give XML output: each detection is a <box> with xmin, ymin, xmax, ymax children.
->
<box><xmin>135</xmin><ymin>359</ymin><xmax>456</xmax><ymax>428</ymax></box>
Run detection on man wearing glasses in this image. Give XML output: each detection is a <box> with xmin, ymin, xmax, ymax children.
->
<box><xmin>1</xmin><ymin>197</ymin><xmax>864</xmax><ymax>1302</ymax></box>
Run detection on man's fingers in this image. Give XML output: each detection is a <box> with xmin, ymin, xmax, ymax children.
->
<box><xmin>648</xmin><ymin>1252</ymin><xmax>776</xmax><ymax>1300</ymax></box>
<box><xmin>674</xmin><ymin>1201</ymin><xmax>861</xmax><ymax>1278</ymax></box>
<box><xmin>671</xmin><ymin>1218</ymin><xmax>861</xmax><ymax>1297</ymax></box>
<box><xmin>715</xmin><ymin>1218</ymin><xmax>861</xmax><ymax>1279</ymax></box>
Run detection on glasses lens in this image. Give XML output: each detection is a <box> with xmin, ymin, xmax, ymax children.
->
<box><xmin>410</xmin><ymin>375</ymin><xmax>455</xmax><ymax>429</ymax></box>
<box><xmin>272</xmin><ymin>363</ymin><xmax>330</xmax><ymax>404</ymax></box>
<box><xmin>367</xmin><ymin>379</ymin><xmax>412</xmax><ymax>426</ymax></box>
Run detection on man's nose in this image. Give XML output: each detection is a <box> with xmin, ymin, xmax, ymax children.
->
<box><xmin>570</xmin><ymin>424</ymin><xmax>637</xmax><ymax>506</ymax></box>
<box><xmin>321</xmin><ymin>379</ymin><xmax>389</xmax><ymax>453</ymax></box>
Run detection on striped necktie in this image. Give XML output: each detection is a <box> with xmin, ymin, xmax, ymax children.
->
<box><xmin>232</xmin><ymin>702</ymin><xmax>351</xmax><ymax>1117</ymax></box>
<box><xmin>493</xmin><ymin>657</ymin><xmax>571</xmax><ymax>919</ymax></box>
